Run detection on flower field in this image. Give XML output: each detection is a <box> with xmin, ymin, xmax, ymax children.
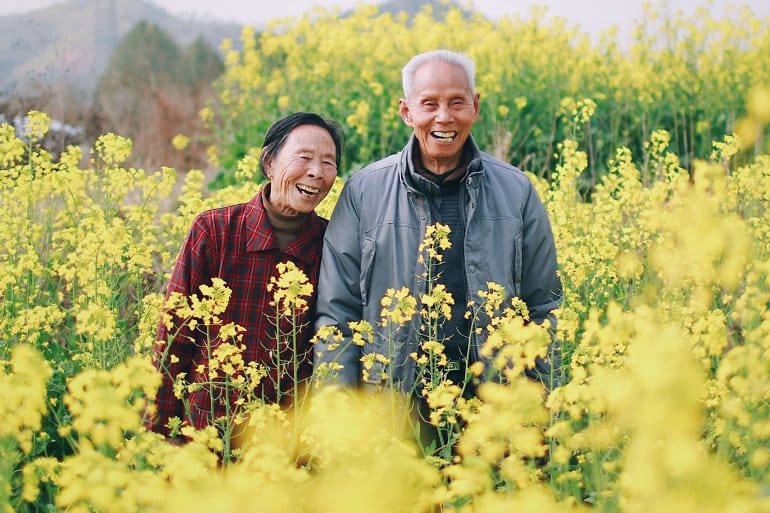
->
<box><xmin>2</xmin><ymin>3</ymin><xmax>770</xmax><ymax>513</ymax></box>
<box><xmin>206</xmin><ymin>3</ymin><xmax>770</xmax><ymax>183</ymax></box>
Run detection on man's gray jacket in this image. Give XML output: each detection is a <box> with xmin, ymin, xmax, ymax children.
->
<box><xmin>313</xmin><ymin>134</ymin><xmax>562</xmax><ymax>392</ymax></box>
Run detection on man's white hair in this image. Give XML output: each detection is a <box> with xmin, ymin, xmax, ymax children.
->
<box><xmin>401</xmin><ymin>49</ymin><xmax>476</xmax><ymax>99</ymax></box>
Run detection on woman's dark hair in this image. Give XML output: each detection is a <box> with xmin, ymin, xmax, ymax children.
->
<box><xmin>260</xmin><ymin>112</ymin><xmax>345</xmax><ymax>178</ymax></box>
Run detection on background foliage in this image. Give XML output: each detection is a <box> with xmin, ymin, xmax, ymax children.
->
<box><xmin>206</xmin><ymin>3</ymin><xmax>770</xmax><ymax>190</ymax></box>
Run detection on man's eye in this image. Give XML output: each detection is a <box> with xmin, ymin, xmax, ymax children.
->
<box><xmin>299</xmin><ymin>155</ymin><xmax>312</xmax><ymax>161</ymax></box>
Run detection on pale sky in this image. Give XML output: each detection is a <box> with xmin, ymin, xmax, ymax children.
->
<box><xmin>1</xmin><ymin>0</ymin><xmax>768</xmax><ymax>38</ymax></box>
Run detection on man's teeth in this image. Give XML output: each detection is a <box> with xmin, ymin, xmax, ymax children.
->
<box><xmin>432</xmin><ymin>131</ymin><xmax>456</xmax><ymax>140</ymax></box>
<box><xmin>297</xmin><ymin>184</ymin><xmax>319</xmax><ymax>195</ymax></box>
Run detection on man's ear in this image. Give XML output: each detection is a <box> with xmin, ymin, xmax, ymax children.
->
<box><xmin>473</xmin><ymin>92</ymin><xmax>481</xmax><ymax>120</ymax></box>
<box><xmin>399</xmin><ymin>98</ymin><xmax>413</xmax><ymax>127</ymax></box>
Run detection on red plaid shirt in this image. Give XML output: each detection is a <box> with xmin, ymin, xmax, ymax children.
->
<box><xmin>148</xmin><ymin>191</ymin><xmax>327</xmax><ymax>437</ymax></box>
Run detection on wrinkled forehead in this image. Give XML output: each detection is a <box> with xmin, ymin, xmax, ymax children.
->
<box><xmin>284</xmin><ymin>125</ymin><xmax>337</xmax><ymax>155</ymax></box>
<box><xmin>411</xmin><ymin>61</ymin><xmax>473</xmax><ymax>97</ymax></box>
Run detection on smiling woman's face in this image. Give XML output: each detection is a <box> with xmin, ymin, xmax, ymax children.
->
<box><xmin>399</xmin><ymin>60</ymin><xmax>480</xmax><ymax>174</ymax></box>
<box><xmin>264</xmin><ymin>124</ymin><xmax>338</xmax><ymax>216</ymax></box>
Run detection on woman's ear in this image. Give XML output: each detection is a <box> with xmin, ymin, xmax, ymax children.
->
<box><xmin>261</xmin><ymin>150</ymin><xmax>272</xmax><ymax>179</ymax></box>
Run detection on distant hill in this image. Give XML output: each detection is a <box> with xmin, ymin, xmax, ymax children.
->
<box><xmin>371</xmin><ymin>0</ymin><xmax>468</xmax><ymax>19</ymax></box>
<box><xmin>0</xmin><ymin>0</ymin><xmax>244</xmax><ymax>96</ymax></box>
<box><xmin>0</xmin><ymin>0</ymin><xmax>471</xmax><ymax>96</ymax></box>
<box><xmin>0</xmin><ymin>0</ymin><xmax>471</xmax><ymax>99</ymax></box>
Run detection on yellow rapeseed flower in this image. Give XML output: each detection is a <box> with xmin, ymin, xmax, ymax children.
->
<box><xmin>171</xmin><ymin>134</ymin><xmax>190</xmax><ymax>150</ymax></box>
<box><xmin>0</xmin><ymin>346</ymin><xmax>52</xmax><ymax>452</ymax></box>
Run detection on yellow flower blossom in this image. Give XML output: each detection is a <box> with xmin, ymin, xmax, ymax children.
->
<box><xmin>171</xmin><ymin>134</ymin><xmax>190</xmax><ymax>150</ymax></box>
<box><xmin>0</xmin><ymin>346</ymin><xmax>52</xmax><ymax>452</ymax></box>
<box><xmin>380</xmin><ymin>286</ymin><xmax>417</xmax><ymax>325</ymax></box>
<box><xmin>23</xmin><ymin>110</ymin><xmax>51</xmax><ymax>140</ymax></box>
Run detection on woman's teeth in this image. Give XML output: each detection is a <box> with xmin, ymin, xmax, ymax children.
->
<box><xmin>296</xmin><ymin>184</ymin><xmax>319</xmax><ymax>195</ymax></box>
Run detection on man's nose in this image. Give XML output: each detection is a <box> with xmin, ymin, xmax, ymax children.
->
<box><xmin>435</xmin><ymin>104</ymin><xmax>452</xmax><ymax>123</ymax></box>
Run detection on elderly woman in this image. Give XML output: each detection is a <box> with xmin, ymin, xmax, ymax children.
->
<box><xmin>149</xmin><ymin>112</ymin><xmax>344</xmax><ymax>440</ymax></box>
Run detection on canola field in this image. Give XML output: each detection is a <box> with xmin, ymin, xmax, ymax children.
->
<box><xmin>1</xmin><ymin>4</ymin><xmax>770</xmax><ymax>512</ymax></box>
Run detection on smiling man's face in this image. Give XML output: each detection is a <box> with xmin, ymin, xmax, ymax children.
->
<box><xmin>399</xmin><ymin>60</ymin><xmax>480</xmax><ymax>174</ymax></box>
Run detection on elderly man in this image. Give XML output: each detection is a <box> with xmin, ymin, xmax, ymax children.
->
<box><xmin>313</xmin><ymin>49</ymin><xmax>562</xmax><ymax>399</ymax></box>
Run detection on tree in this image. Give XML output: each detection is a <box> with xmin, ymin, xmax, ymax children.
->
<box><xmin>91</xmin><ymin>22</ymin><xmax>223</xmax><ymax>171</ymax></box>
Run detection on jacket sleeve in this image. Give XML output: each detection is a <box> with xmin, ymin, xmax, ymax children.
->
<box><xmin>147</xmin><ymin>214</ymin><xmax>211</xmax><ymax>436</ymax></box>
<box><xmin>313</xmin><ymin>180</ymin><xmax>363</xmax><ymax>386</ymax></box>
<box><xmin>520</xmin><ymin>179</ymin><xmax>563</xmax><ymax>389</ymax></box>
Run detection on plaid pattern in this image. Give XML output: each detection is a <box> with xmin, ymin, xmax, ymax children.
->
<box><xmin>148</xmin><ymin>191</ymin><xmax>327</xmax><ymax>437</ymax></box>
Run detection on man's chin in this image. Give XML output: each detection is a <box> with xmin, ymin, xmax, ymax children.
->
<box><xmin>424</xmin><ymin>148</ymin><xmax>462</xmax><ymax>163</ymax></box>
<box><xmin>426</xmin><ymin>137</ymin><xmax>466</xmax><ymax>154</ymax></box>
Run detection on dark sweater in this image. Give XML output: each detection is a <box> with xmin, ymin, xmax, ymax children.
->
<box><xmin>428</xmin><ymin>180</ymin><xmax>470</xmax><ymax>360</ymax></box>
<box><xmin>409</xmin><ymin>158</ymin><xmax>472</xmax><ymax>363</ymax></box>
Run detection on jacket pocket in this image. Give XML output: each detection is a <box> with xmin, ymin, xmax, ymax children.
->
<box><xmin>360</xmin><ymin>236</ymin><xmax>376</xmax><ymax>306</ymax></box>
<box><xmin>512</xmin><ymin>234</ymin><xmax>522</xmax><ymax>298</ymax></box>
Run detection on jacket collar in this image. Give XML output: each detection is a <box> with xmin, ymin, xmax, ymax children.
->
<box><xmin>400</xmin><ymin>133</ymin><xmax>484</xmax><ymax>194</ymax></box>
<box><xmin>244</xmin><ymin>188</ymin><xmax>326</xmax><ymax>265</ymax></box>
